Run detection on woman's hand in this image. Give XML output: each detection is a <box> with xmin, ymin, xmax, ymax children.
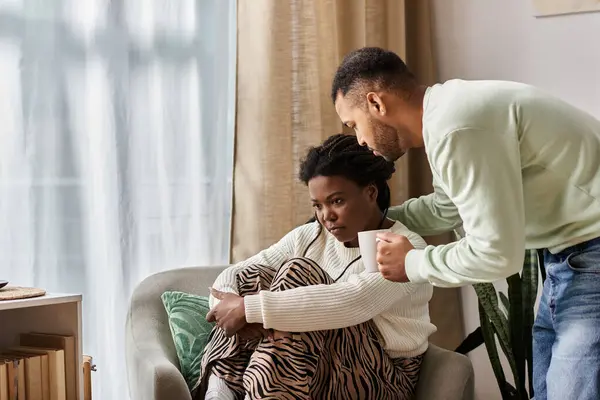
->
<box><xmin>237</xmin><ymin>323</ymin><xmax>272</xmax><ymax>341</ymax></box>
<box><xmin>206</xmin><ymin>288</ymin><xmax>247</xmax><ymax>337</ymax></box>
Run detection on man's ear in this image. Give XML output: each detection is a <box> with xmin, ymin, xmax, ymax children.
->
<box><xmin>366</xmin><ymin>92</ymin><xmax>386</xmax><ymax>117</ymax></box>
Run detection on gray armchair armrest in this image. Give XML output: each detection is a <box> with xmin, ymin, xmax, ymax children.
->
<box><xmin>126</xmin><ymin>343</ymin><xmax>191</xmax><ymax>400</ymax></box>
<box><xmin>415</xmin><ymin>344</ymin><xmax>475</xmax><ymax>400</ymax></box>
<box><xmin>126</xmin><ymin>266</ymin><xmax>226</xmax><ymax>400</ymax></box>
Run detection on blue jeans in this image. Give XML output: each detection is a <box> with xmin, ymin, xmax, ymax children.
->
<box><xmin>532</xmin><ymin>237</ymin><xmax>600</xmax><ymax>400</ymax></box>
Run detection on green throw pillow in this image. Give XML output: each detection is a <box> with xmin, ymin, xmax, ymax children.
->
<box><xmin>161</xmin><ymin>291</ymin><xmax>215</xmax><ymax>390</ymax></box>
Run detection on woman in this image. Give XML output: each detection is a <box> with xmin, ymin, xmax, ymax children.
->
<box><xmin>195</xmin><ymin>134</ymin><xmax>435</xmax><ymax>400</ymax></box>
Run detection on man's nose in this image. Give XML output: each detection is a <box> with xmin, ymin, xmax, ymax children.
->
<box><xmin>356</xmin><ymin>134</ymin><xmax>367</xmax><ymax>147</ymax></box>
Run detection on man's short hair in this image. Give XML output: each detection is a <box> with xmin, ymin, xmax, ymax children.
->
<box><xmin>331</xmin><ymin>47</ymin><xmax>416</xmax><ymax>104</ymax></box>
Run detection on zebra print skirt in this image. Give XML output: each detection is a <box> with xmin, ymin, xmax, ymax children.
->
<box><xmin>194</xmin><ymin>258</ymin><xmax>423</xmax><ymax>400</ymax></box>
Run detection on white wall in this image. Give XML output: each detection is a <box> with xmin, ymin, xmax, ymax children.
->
<box><xmin>430</xmin><ymin>1</ymin><xmax>600</xmax><ymax>399</ymax></box>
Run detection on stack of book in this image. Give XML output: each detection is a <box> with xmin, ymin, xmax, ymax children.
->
<box><xmin>0</xmin><ymin>332</ymin><xmax>76</xmax><ymax>400</ymax></box>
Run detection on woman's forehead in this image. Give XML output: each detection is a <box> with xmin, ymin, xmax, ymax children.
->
<box><xmin>308</xmin><ymin>175</ymin><xmax>360</xmax><ymax>197</ymax></box>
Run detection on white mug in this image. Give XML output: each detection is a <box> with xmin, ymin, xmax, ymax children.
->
<box><xmin>358</xmin><ymin>229</ymin><xmax>390</xmax><ymax>273</ymax></box>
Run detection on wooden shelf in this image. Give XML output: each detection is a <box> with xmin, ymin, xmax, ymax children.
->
<box><xmin>0</xmin><ymin>294</ymin><xmax>81</xmax><ymax>312</ymax></box>
<box><xmin>0</xmin><ymin>293</ymin><xmax>83</xmax><ymax>399</ymax></box>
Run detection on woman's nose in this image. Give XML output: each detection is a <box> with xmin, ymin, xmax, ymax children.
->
<box><xmin>323</xmin><ymin>208</ymin><xmax>337</xmax><ymax>221</ymax></box>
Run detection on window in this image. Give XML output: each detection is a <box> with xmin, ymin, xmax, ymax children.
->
<box><xmin>0</xmin><ymin>1</ymin><xmax>236</xmax><ymax>398</ymax></box>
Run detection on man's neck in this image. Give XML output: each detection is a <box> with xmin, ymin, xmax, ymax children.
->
<box><xmin>405</xmin><ymin>86</ymin><xmax>427</xmax><ymax>148</ymax></box>
<box><xmin>412</xmin><ymin>85</ymin><xmax>427</xmax><ymax>113</ymax></box>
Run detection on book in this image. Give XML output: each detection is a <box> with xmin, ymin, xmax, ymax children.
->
<box><xmin>9</xmin><ymin>346</ymin><xmax>66</xmax><ymax>400</ymax></box>
<box><xmin>0</xmin><ymin>352</ymin><xmax>42</xmax><ymax>400</ymax></box>
<box><xmin>0</xmin><ymin>356</ymin><xmax>24</xmax><ymax>400</ymax></box>
<box><xmin>19</xmin><ymin>333</ymin><xmax>75</xmax><ymax>400</ymax></box>
<box><xmin>0</xmin><ymin>361</ymin><xmax>9</xmax><ymax>400</ymax></box>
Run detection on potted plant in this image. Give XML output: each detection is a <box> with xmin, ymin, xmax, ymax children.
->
<box><xmin>455</xmin><ymin>239</ymin><xmax>543</xmax><ymax>399</ymax></box>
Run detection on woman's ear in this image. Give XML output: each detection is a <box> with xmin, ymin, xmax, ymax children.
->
<box><xmin>366</xmin><ymin>184</ymin><xmax>378</xmax><ymax>202</ymax></box>
<box><xmin>305</xmin><ymin>213</ymin><xmax>318</xmax><ymax>224</ymax></box>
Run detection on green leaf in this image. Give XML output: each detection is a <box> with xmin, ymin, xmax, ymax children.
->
<box><xmin>478</xmin><ymin>302</ymin><xmax>509</xmax><ymax>397</ymax></box>
<box><xmin>507</xmin><ymin>273</ymin><xmax>526</xmax><ymax>396</ymax></box>
<box><xmin>499</xmin><ymin>291</ymin><xmax>510</xmax><ymax>318</ymax></box>
<box><xmin>521</xmin><ymin>249</ymin><xmax>539</xmax><ymax>396</ymax></box>
<box><xmin>473</xmin><ymin>283</ymin><xmax>518</xmax><ymax>395</ymax></box>
<box><xmin>537</xmin><ymin>249</ymin><xmax>547</xmax><ymax>283</ymax></box>
<box><xmin>473</xmin><ymin>284</ymin><xmax>510</xmax><ymax>347</ymax></box>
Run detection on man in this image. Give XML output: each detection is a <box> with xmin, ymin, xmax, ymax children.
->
<box><xmin>331</xmin><ymin>46</ymin><xmax>600</xmax><ymax>400</ymax></box>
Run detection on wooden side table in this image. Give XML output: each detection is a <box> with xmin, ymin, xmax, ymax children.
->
<box><xmin>0</xmin><ymin>293</ymin><xmax>83</xmax><ymax>399</ymax></box>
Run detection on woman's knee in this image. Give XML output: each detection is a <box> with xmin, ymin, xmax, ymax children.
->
<box><xmin>236</xmin><ymin>263</ymin><xmax>276</xmax><ymax>295</ymax></box>
<box><xmin>272</xmin><ymin>257</ymin><xmax>332</xmax><ymax>289</ymax></box>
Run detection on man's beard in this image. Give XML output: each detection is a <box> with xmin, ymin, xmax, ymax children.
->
<box><xmin>371</xmin><ymin>119</ymin><xmax>404</xmax><ymax>162</ymax></box>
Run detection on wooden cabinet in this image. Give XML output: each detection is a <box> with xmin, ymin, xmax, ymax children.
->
<box><xmin>0</xmin><ymin>294</ymin><xmax>83</xmax><ymax>399</ymax></box>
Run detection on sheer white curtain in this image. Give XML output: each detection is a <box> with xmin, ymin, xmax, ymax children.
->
<box><xmin>0</xmin><ymin>0</ymin><xmax>236</xmax><ymax>398</ymax></box>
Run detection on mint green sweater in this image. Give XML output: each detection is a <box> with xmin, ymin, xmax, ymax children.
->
<box><xmin>389</xmin><ymin>79</ymin><xmax>600</xmax><ymax>287</ymax></box>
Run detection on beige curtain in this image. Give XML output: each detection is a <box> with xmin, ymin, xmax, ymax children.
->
<box><xmin>231</xmin><ymin>0</ymin><xmax>464</xmax><ymax>350</ymax></box>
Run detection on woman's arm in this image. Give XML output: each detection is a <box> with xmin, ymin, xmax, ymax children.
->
<box><xmin>244</xmin><ymin>274</ymin><xmax>423</xmax><ymax>332</ymax></box>
<box><xmin>209</xmin><ymin>223</ymin><xmax>316</xmax><ymax>308</ymax></box>
<box><xmin>243</xmin><ymin>228</ymin><xmax>428</xmax><ymax>332</ymax></box>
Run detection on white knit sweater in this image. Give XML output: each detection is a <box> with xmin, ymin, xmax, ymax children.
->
<box><xmin>210</xmin><ymin>221</ymin><xmax>436</xmax><ymax>358</ymax></box>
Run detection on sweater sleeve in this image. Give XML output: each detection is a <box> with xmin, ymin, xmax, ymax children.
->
<box><xmin>243</xmin><ymin>228</ymin><xmax>428</xmax><ymax>332</ymax></box>
<box><xmin>387</xmin><ymin>176</ymin><xmax>463</xmax><ymax>236</ymax></box>
<box><xmin>209</xmin><ymin>225</ymin><xmax>309</xmax><ymax>308</ymax></box>
<box><xmin>404</xmin><ymin>128</ymin><xmax>526</xmax><ymax>287</ymax></box>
